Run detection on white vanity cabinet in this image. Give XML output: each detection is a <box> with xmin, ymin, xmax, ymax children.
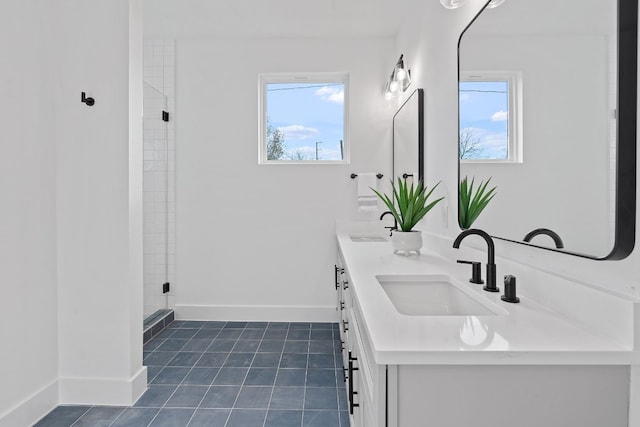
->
<box><xmin>335</xmin><ymin>252</ymin><xmax>393</xmax><ymax>427</ymax></box>
<box><xmin>333</xmin><ymin>236</ymin><xmax>632</xmax><ymax>427</ymax></box>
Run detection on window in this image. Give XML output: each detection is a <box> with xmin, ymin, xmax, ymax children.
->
<box><xmin>459</xmin><ymin>71</ymin><xmax>522</xmax><ymax>162</ymax></box>
<box><xmin>259</xmin><ymin>73</ymin><xmax>349</xmax><ymax>164</ymax></box>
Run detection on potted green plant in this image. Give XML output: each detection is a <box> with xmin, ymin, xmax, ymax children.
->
<box><xmin>459</xmin><ymin>176</ymin><xmax>497</xmax><ymax>229</ymax></box>
<box><xmin>372</xmin><ymin>178</ymin><xmax>444</xmax><ymax>255</ymax></box>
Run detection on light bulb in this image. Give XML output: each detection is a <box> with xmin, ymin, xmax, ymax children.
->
<box><xmin>396</xmin><ymin>68</ymin><xmax>407</xmax><ymax>81</ymax></box>
<box><xmin>440</xmin><ymin>0</ymin><xmax>465</xmax><ymax>9</ymax></box>
<box><xmin>384</xmin><ymin>91</ymin><xmax>393</xmax><ymax>101</ymax></box>
<box><xmin>389</xmin><ymin>80</ymin><xmax>400</xmax><ymax>93</ymax></box>
<box><xmin>486</xmin><ymin>0</ymin><xmax>505</xmax><ymax>8</ymax></box>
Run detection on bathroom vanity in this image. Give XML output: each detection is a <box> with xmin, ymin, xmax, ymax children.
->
<box><xmin>335</xmin><ymin>222</ymin><xmax>637</xmax><ymax>427</ymax></box>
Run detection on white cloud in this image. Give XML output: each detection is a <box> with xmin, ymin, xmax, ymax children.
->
<box><xmin>459</xmin><ymin>93</ymin><xmax>471</xmax><ymax>103</ymax></box>
<box><xmin>477</xmin><ymin>133</ymin><xmax>508</xmax><ymax>159</ymax></box>
<box><xmin>491</xmin><ymin>110</ymin><xmax>508</xmax><ymax>122</ymax></box>
<box><xmin>482</xmin><ymin>133</ymin><xmax>508</xmax><ymax>150</ymax></box>
<box><xmin>278</xmin><ymin>124</ymin><xmax>319</xmax><ymax>140</ymax></box>
<box><xmin>315</xmin><ymin>86</ymin><xmax>344</xmax><ymax>104</ymax></box>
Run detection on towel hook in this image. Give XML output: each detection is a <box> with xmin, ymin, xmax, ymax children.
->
<box><xmin>81</xmin><ymin>92</ymin><xmax>95</xmax><ymax>106</ymax></box>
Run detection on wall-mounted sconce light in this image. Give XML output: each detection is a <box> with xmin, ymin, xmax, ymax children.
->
<box><xmin>384</xmin><ymin>54</ymin><xmax>412</xmax><ymax>100</ymax></box>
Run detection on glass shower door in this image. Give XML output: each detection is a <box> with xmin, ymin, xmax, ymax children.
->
<box><xmin>143</xmin><ymin>82</ymin><xmax>169</xmax><ymax>321</ymax></box>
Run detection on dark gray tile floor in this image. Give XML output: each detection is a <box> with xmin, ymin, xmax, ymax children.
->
<box><xmin>35</xmin><ymin>321</ymin><xmax>349</xmax><ymax>427</ymax></box>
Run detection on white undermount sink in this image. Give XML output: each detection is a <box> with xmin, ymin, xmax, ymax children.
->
<box><xmin>376</xmin><ymin>274</ymin><xmax>499</xmax><ymax>316</ymax></box>
<box><xmin>349</xmin><ymin>234</ymin><xmax>388</xmax><ymax>242</ymax></box>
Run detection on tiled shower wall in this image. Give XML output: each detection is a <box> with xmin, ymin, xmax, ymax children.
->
<box><xmin>143</xmin><ymin>40</ymin><xmax>176</xmax><ymax>319</ymax></box>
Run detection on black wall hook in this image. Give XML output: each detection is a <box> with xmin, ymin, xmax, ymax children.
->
<box><xmin>81</xmin><ymin>92</ymin><xmax>95</xmax><ymax>106</ymax></box>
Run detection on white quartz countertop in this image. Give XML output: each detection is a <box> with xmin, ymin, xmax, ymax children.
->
<box><xmin>336</xmin><ymin>223</ymin><xmax>638</xmax><ymax>366</ymax></box>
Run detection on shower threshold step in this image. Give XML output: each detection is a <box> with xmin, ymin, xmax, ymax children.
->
<box><xmin>143</xmin><ymin>309</ymin><xmax>174</xmax><ymax>343</ymax></box>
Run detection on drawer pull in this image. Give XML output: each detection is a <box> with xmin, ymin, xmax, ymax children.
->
<box><xmin>342</xmin><ymin>320</ymin><xmax>349</xmax><ymax>333</ymax></box>
<box><xmin>348</xmin><ymin>351</ymin><xmax>360</xmax><ymax>414</ymax></box>
<box><xmin>334</xmin><ymin>265</ymin><xmax>344</xmax><ymax>290</ymax></box>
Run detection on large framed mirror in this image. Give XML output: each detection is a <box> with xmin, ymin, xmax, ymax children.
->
<box><xmin>393</xmin><ymin>88</ymin><xmax>424</xmax><ymax>185</ymax></box>
<box><xmin>457</xmin><ymin>0</ymin><xmax>637</xmax><ymax>260</ymax></box>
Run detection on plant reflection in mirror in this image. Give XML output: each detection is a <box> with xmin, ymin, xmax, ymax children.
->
<box><xmin>459</xmin><ymin>176</ymin><xmax>497</xmax><ymax>229</ymax></box>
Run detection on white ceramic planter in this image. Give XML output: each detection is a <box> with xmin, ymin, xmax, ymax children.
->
<box><xmin>391</xmin><ymin>230</ymin><xmax>423</xmax><ymax>256</ymax></box>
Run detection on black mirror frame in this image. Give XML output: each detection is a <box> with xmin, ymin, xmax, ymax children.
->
<box><xmin>393</xmin><ymin>88</ymin><xmax>425</xmax><ymax>184</ymax></box>
<box><xmin>457</xmin><ymin>0</ymin><xmax>637</xmax><ymax>260</ymax></box>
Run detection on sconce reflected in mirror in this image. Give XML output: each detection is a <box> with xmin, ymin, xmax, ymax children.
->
<box><xmin>486</xmin><ymin>0</ymin><xmax>506</xmax><ymax>8</ymax></box>
<box><xmin>384</xmin><ymin>54</ymin><xmax>412</xmax><ymax>100</ymax></box>
<box><xmin>440</xmin><ymin>0</ymin><xmax>465</xmax><ymax>9</ymax></box>
<box><xmin>440</xmin><ymin>0</ymin><xmax>506</xmax><ymax>10</ymax></box>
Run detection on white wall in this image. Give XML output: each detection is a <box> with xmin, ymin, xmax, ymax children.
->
<box><xmin>0</xmin><ymin>1</ymin><xmax>59</xmax><ymax>425</ymax></box>
<box><xmin>2</xmin><ymin>0</ymin><xmax>146</xmax><ymax>422</ymax></box>
<box><xmin>174</xmin><ymin>37</ymin><xmax>395</xmax><ymax>320</ymax></box>
<box><xmin>53</xmin><ymin>0</ymin><xmax>146</xmax><ymax>405</ymax></box>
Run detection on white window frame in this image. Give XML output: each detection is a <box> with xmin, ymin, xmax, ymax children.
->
<box><xmin>459</xmin><ymin>71</ymin><xmax>523</xmax><ymax>163</ymax></box>
<box><xmin>258</xmin><ymin>72</ymin><xmax>350</xmax><ymax>164</ymax></box>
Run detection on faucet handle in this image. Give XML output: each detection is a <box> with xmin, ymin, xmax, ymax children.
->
<box><xmin>501</xmin><ymin>275</ymin><xmax>520</xmax><ymax>303</ymax></box>
<box><xmin>456</xmin><ymin>260</ymin><xmax>484</xmax><ymax>285</ymax></box>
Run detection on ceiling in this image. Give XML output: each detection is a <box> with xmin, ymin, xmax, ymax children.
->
<box><xmin>144</xmin><ymin>0</ymin><xmax>415</xmax><ymax>38</ymax></box>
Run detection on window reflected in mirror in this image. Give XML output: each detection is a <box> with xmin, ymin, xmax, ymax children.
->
<box><xmin>459</xmin><ymin>72</ymin><xmax>521</xmax><ymax>162</ymax></box>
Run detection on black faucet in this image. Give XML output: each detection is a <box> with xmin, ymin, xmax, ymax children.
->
<box><xmin>380</xmin><ymin>211</ymin><xmax>398</xmax><ymax>236</ymax></box>
<box><xmin>523</xmin><ymin>228</ymin><xmax>564</xmax><ymax>249</ymax></box>
<box><xmin>453</xmin><ymin>229</ymin><xmax>499</xmax><ymax>292</ymax></box>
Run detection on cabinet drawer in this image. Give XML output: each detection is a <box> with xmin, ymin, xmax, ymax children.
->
<box><xmin>349</xmin><ymin>305</ymin><xmax>386</xmax><ymax>427</ymax></box>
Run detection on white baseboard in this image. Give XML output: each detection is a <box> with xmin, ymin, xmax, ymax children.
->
<box><xmin>131</xmin><ymin>366</ymin><xmax>148</xmax><ymax>404</ymax></box>
<box><xmin>0</xmin><ymin>379</ymin><xmax>58</xmax><ymax>427</ymax></box>
<box><xmin>630</xmin><ymin>365</ymin><xmax>640</xmax><ymax>427</ymax></box>
<box><xmin>175</xmin><ymin>305</ymin><xmax>340</xmax><ymax>322</ymax></box>
<box><xmin>59</xmin><ymin>366</ymin><xmax>147</xmax><ymax>406</ymax></box>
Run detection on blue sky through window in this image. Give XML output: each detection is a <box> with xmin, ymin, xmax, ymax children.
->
<box><xmin>267</xmin><ymin>82</ymin><xmax>345</xmax><ymax>160</ymax></box>
<box><xmin>459</xmin><ymin>80</ymin><xmax>509</xmax><ymax>160</ymax></box>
